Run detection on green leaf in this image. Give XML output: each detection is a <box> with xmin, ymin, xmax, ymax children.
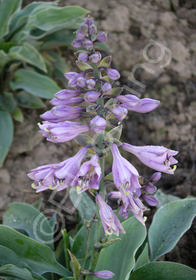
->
<box><xmin>8</xmin><ymin>2</ymin><xmax>56</xmax><ymax>39</ymax></box>
<box><xmin>0</xmin><ymin>225</ymin><xmax>71</xmax><ymax>277</ymax></box>
<box><xmin>76</xmin><ymin>62</ymin><xmax>92</xmax><ymax>71</ymax></box>
<box><xmin>133</xmin><ymin>243</ymin><xmax>149</xmax><ymax>271</ymax></box>
<box><xmin>15</xmin><ymin>91</ymin><xmax>45</xmax><ymax>108</ymax></box>
<box><xmin>69</xmin><ymin>188</ymin><xmax>96</xmax><ymax>221</ymax></box>
<box><xmin>148</xmin><ymin>198</ymin><xmax>196</xmax><ymax>261</ymax></box>
<box><xmin>10</xmin><ymin>69</ymin><xmax>61</xmax><ymax>99</ymax></box>
<box><xmin>27</xmin><ymin>6</ymin><xmax>89</xmax><ymax>35</ymax></box>
<box><xmin>40</xmin><ymin>30</ymin><xmax>75</xmax><ymax>49</ymax></box>
<box><xmin>94</xmin><ymin>216</ymin><xmax>146</xmax><ymax>280</ymax></box>
<box><xmin>0</xmin><ymin>50</ymin><xmax>10</xmax><ymax>72</ymax></box>
<box><xmin>155</xmin><ymin>189</ymin><xmax>180</xmax><ymax>208</ymax></box>
<box><xmin>0</xmin><ymin>264</ymin><xmax>34</xmax><ymax>280</ymax></box>
<box><xmin>0</xmin><ymin>92</ymin><xmax>16</xmax><ymax>112</ymax></box>
<box><xmin>3</xmin><ymin>202</ymin><xmax>54</xmax><ymax>248</ymax></box>
<box><xmin>105</xmin><ymin>125</ymin><xmax>122</xmax><ymax>142</ymax></box>
<box><xmin>68</xmin><ymin>250</ymin><xmax>81</xmax><ymax>280</ymax></box>
<box><xmin>98</xmin><ymin>56</ymin><xmax>112</xmax><ymax>68</ymax></box>
<box><xmin>129</xmin><ymin>262</ymin><xmax>196</xmax><ymax>280</ymax></box>
<box><xmin>9</xmin><ymin>43</ymin><xmax>47</xmax><ymax>72</ymax></box>
<box><xmin>12</xmin><ymin>107</ymin><xmax>24</xmax><ymax>122</ymax></box>
<box><xmin>0</xmin><ymin>110</ymin><xmax>13</xmax><ymax>166</ymax></box>
<box><xmin>0</xmin><ymin>0</ymin><xmax>22</xmax><ymax>39</ymax></box>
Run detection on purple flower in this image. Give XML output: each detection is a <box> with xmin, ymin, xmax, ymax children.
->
<box><xmin>41</xmin><ymin>106</ymin><xmax>82</xmax><ymax>122</ymax></box>
<box><xmin>102</xmin><ymin>82</ymin><xmax>112</xmax><ymax>94</ymax></box>
<box><xmin>84</xmin><ymin>91</ymin><xmax>100</xmax><ymax>102</ymax></box>
<box><xmin>76</xmin><ymin>29</ymin><xmax>86</xmax><ymax>40</ymax></box>
<box><xmin>111</xmin><ymin>106</ymin><xmax>128</xmax><ymax>120</ymax></box>
<box><xmin>50</xmin><ymin>96</ymin><xmax>83</xmax><ymax>106</ymax></box>
<box><xmin>86</xmin><ymin>79</ymin><xmax>96</xmax><ymax>89</ymax></box>
<box><xmin>121</xmin><ymin>143</ymin><xmax>178</xmax><ymax>174</ymax></box>
<box><xmin>72</xmin><ymin>39</ymin><xmax>83</xmax><ymax>48</ymax></box>
<box><xmin>28</xmin><ymin>147</ymin><xmax>88</xmax><ymax>192</ymax></box>
<box><xmin>89</xmin><ymin>52</ymin><xmax>102</xmax><ymax>63</ymax></box>
<box><xmin>116</xmin><ymin>94</ymin><xmax>160</xmax><ymax>113</ymax></box>
<box><xmin>96</xmin><ymin>193</ymin><xmax>126</xmax><ymax>236</ymax></box>
<box><xmin>106</xmin><ymin>68</ymin><xmax>120</xmax><ymax>80</ymax></box>
<box><xmin>77</xmin><ymin>77</ymin><xmax>86</xmax><ymax>88</ymax></box>
<box><xmin>83</xmin><ymin>39</ymin><xmax>93</xmax><ymax>50</ymax></box>
<box><xmin>96</xmin><ymin>31</ymin><xmax>107</xmax><ymax>43</ymax></box>
<box><xmin>91</xmin><ymin>270</ymin><xmax>115</xmax><ymax>279</ymax></box>
<box><xmin>90</xmin><ymin>116</ymin><xmax>107</xmax><ymax>133</ymax></box>
<box><xmin>39</xmin><ymin>121</ymin><xmax>90</xmax><ymax>143</ymax></box>
<box><xmin>78</xmin><ymin>52</ymin><xmax>88</xmax><ymax>63</ymax></box>
<box><xmin>72</xmin><ymin>154</ymin><xmax>102</xmax><ymax>192</ymax></box>
<box><xmin>111</xmin><ymin>144</ymin><xmax>146</xmax><ymax>224</ymax></box>
<box><xmin>65</xmin><ymin>72</ymin><xmax>86</xmax><ymax>88</ymax></box>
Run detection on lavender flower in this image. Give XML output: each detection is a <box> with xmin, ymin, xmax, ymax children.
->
<box><xmin>106</xmin><ymin>68</ymin><xmax>120</xmax><ymax>80</ymax></box>
<box><xmin>96</xmin><ymin>31</ymin><xmax>107</xmax><ymax>43</ymax></box>
<box><xmin>111</xmin><ymin>106</ymin><xmax>128</xmax><ymax>120</ymax></box>
<box><xmin>90</xmin><ymin>116</ymin><xmax>107</xmax><ymax>133</ymax></box>
<box><xmin>116</xmin><ymin>94</ymin><xmax>160</xmax><ymax>113</ymax></box>
<box><xmin>86</xmin><ymin>79</ymin><xmax>96</xmax><ymax>89</ymax></box>
<box><xmin>39</xmin><ymin>121</ymin><xmax>90</xmax><ymax>143</ymax></box>
<box><xmin>85</xmin><ymin>91</ymin><xmax>101</xmax><ymax>102</ymax></box>
<box><xmin>89</xmin><ymin>52</ymin><xmax>101</xmax><ymax>63</ymax></box>
<box><xmin>41</xmin><ymin>106</ymin><xmax>82</xmax><ymax>122</ymax></box>
<box><xmin>78</xmin><ymin>52</ymin><xmax>88</xmax><ymax>63</ymax></box>
<box><xmin>28</xmin><ymin>147</ymin><xmax>88</xmax><ymax>192</ymax></box>
<box><xmin>65</xmin><ymin>72</ymin><xmax>86</xmax><ymax>88</ymax></box>
<box><xmin>72</xmin><ymin>154</ymin><xmax>102</xmax><ymax>193</ymax></box>
<box><xmin>90</xmin><ymin>270</ymin><xmax>115</xmax><ymax>279</ymax></box>
<box><xmin>121</xmin><ymin>143</ymin><xmax>178</xmax><ymax>174</ymax></box>
<box><xmin>96</xmin><ymin>193</ymin><xmax>125</xmax><ymax>236</ymax></box>
<box><xmin>102</xmin><ymin>82</ymin><xmax>112</xmax><ymax>94</ymax></box>
<box><xmin>50</xmin><ymin>96</ymin><xmax>83</xmax><ymax>106</ymax></box>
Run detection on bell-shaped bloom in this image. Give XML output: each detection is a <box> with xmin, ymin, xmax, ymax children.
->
<box><xmin>65</xmin><ymin>72</ymin><xmax>86</xmax><ymax>88</ymax></box>
<box><xmin>102</xmin><ymin>82</ymin><xmax>112</xmax><ymax>94</ymax></box>
<box><xmin>90</xmin><ymin>116</ymin><xmax>107</xmax><ymax>133</ymax></box>
<box><xmin>41</xmin><ymin>106</ymin><xmax>82</xmax><ymax>123</ymax></box>
<box><xmin>96</xmin><ymin>193</ymin><xmax>126</xmax><ymax>236</ymax></box>
<box><xmin>121</xmin><ymin>143</ymin><xmax>178</xmax><ymax>174</ymax></box>
<box><xmin>106</xmin><ymin>68</ymin><xmax>120</xmax><ymax>80</ymax></box>
<box><xmin>111</xmin><ymin>144</ymin><xmax>140</xmax><ymax>192</ymax></box>
<box><xmin>85</xmin><ymin>91</ymin><xmax>100</xmax><ymax>102</ymax></box>
<box><xmin>28</xmin><ymin>147</ymin><xmax>88</xmax><ymax>192</ymax></box>
<box><xmin>90</xmin><ymin>270</ymin><xmax>115</xmax><ymax>279</ymax></box>
<box><xmin>39</xmin><ymin>121</ymin><xmax>90</xmax><ymax>143</ymax></box>
<box><xmin>72</xmin><ymin>154</ymin><xmax>102</xmax><ymax>192</ymax></box>
<box><xmin>116</xmin><ymin>94</ymin><xmax>160</xmax><ymax>113</ymax></box>
<box><xmin>111</xmin><ymin>106</ymin><xmax>128</xmax><ymax>120</ymax></box>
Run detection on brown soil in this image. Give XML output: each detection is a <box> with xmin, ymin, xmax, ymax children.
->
<box><xmin>0</xmin><ymin>0</ymin><xmax>196</xmax><ymax>269</ymax></box>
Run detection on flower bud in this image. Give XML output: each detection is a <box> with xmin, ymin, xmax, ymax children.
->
<box><xmin>84</xmin><ymin>91</ymin><xmax>100</xmax><ymax>102</ymax></box>
<box><xmin>89</xmin><ymin>24</ymin><xmax>97</xmax><ymax>36</ymax></box>
<box><xmin>86</xmin><ymin>79</ymin><xmax>96</xmax><ymax>89</ymax></box>
<box><xmin>142</xmin><ymin>194</ymin><xmax>159</xmax><ymax>206</ymax></box>
<box><xmin>72</xmin><ymin>39</ymin><xmax>83</xmax><ymax>48</ymax></box>
<box><xmin>112</xmin><ymin>106</ymin><xmax>128</xmax><ymax>120</ymax></box>
<box><xmin>80</xmin><ymin>23</ymin><xmax>88</xmax><ymax>33</ymax></box>
<box><xmin>107</xmin><ymin>68</ymin><xmax>120</xmax><ymax>80</ymax></box>
<box><xmin>150</xmin><ymin>172</ymin><xmax>161</xmax><ymax>183</ymax></box>
<box><xmin>91</xmin><ymin>270</ymin><xmax>115</xmax><ymax>279</ymax></box>
<box><xmin>83</xmin><ymin>39</ymin><xmax>93</xmax><ymax>50</ymax></box>
<box><xmin>102</xmin><ymin>82</ymin><xmax>112</xmax><ymax>94</ymax></box>
<box><xmin>77</xmin><ymin>77</ymin><xmax>86</xmax><ymax>88</ymax></box>
<box><xmin>89</xmin><ymin>52</ymin><xmax>102</xmax><ymax>63</ymax></box>
<box><xmin>78</xmin><ymin>52</ymin><xmax>88</xmax><ymax>63</ymax></box>
<box><xmin>76</xmin><ymin>29</ymin><xmax>86</xmax><ymax>40</ymax></box>
<box><xmin>96</xmin><ymin>31</ymin><xmax>107</xmax><ymax>43</ymax></box>
<box><xmin>90</xmin><ymin>116</ymin><xmax>106</xmax><ymax>133</ymax></box>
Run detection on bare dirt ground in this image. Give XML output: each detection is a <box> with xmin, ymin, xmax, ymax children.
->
<box><xmin>0</xmin><ymin>0</ymin><xmax>196</xmax><ymax>268</ymax></box>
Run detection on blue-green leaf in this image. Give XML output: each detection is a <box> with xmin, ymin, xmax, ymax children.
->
<box><xmin>3</xmin><ymin>202</ymin><xmax>54</xmax><ymax>248</ymax></box>
<box><xmin>93</xmin><ymin>217</ymin><xmax>147</xmax><ymax>280</ymax></box>
<box><xmin>129</xmin><ymin>262</ymin><xmax>196</xmax><ymax>280</ymax></box>
<box><xmin>69</xmin><ymin>188</ymin><xmax>96</xmax><ymax>221</ymax></box>
<box><xmin>0</xmin><ymin>0</ymin><xmax>22</xmax><ymax>39</ymax></box>
<box><xmin>9</xmin><ymin>43</ymin><xmax>47</xmax><ymax>72</ymax></box>
<box><xmin>0</xmin><ymin>225</ymin><xmax>71</xmax><ymax>278</ymax></box>
<box><xmin>149</xmin><ymin>198</ymin><xmax>196</xmax><ymax>261</ymax></box>
<box><xmin>0</xmin><ymin>264</ymin><xmax>34</xmax><ymax>280</ymax></box>
<box><xmin>133</xmin><ymin>243</ymin><xmax>149</xmax><ymax>271</ymax></box>
<box><xmin>0</xmin><ymin>50</ymin><xmax>10</xmax><ymax>72</ymax></box>
<box><xmin>0</xmin><ymin>110</ymin><xmax>13</xmax><ymax>166</ymax></box>
<box><xmin>16</xmin><ymin>91</ymin><xmax>45</xmax><ymax>108</ymax></box>
<box><xmin>10</xmin><ymin>69</ymin><xmax>61</xmax><ymax>99</ymax></box>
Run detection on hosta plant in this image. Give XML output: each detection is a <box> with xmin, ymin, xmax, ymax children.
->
<box><xmin>0</xmin><ymin>14</ymin><xmax>196</xmax><ymax>280</ymax></box>
<box><xmin>0</xmin><ymin>0</ymin><xmax>88</xmax><ymax>166</ymax></box>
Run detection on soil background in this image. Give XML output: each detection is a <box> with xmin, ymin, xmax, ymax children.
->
<box><xmin>0</xmin><ymin>0</ymin><xmax>196</xmax><ymax>269</ymax></box>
